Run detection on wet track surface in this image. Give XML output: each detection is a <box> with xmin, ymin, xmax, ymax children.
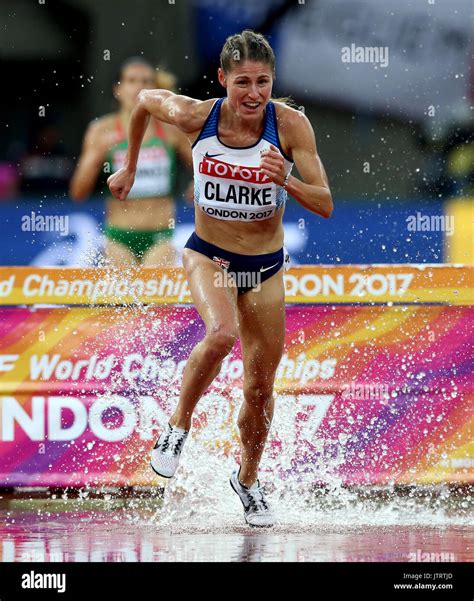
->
<box><xmin>1</xmin><ymin>487</ymin><xmax>472</xmax><ymax>563</ymax></box>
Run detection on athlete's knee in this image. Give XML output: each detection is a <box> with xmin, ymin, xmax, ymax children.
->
<box><xmin>202</xmin><ymin>323</ymin><xmax>238</xmax><ymax>361</ymax></box>
<box><xmin>238</xmin><ymin>390</ymin><xmax>274</xmax><ymax>432</ymax></box>
<box><xmin>243</xmin><ymin>380</ymin><xmax>274</xmax><ymax>409</ymax></box>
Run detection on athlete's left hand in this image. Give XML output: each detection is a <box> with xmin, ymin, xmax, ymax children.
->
<box><xmin>259</xmin><ymin>144</ymin><xmax>286</xmax><ymax>186</ymax></box>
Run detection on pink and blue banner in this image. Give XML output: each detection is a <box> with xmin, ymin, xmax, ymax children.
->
<box><xmin>0</xmin><ymin>266</ymin><xmax>472</xmax><ymax>487</ymax></box>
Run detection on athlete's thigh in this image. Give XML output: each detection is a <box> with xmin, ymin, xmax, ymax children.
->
<box><xmin>237</xmin><ymin>270</ymin><xmax>285</xmax><ymax>378</ymax></box>
<box><xmin>104</xmin><ymin>239</ymin><xmax>138</xmax><ymax>268</ymax></box>
<box><xmin>142</xmin><ymin>241</ymin><xmax>179</xmax><ymax>267</ymax></box>
<box><xmin>182</xmin><ymin>248</ymin><xmax>239</xmax><ymax>330</ymax></box>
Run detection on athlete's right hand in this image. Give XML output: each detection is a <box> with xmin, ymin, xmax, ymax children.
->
<box><xmin>107</xmin><ymin>167</ymin><xmax>136</xmax><ymax>201</ymax></box>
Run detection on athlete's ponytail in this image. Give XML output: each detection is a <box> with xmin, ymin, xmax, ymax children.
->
<box><xmin>271</xmin><ymin>96</ymin><xmax>299</xmax><ymax>108</ymax></box>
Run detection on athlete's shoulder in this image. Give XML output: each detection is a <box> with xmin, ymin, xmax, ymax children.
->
<box><xmin>82</xmin><ymin>113</ymin><xmax>119</xmax><ymax>152</ymax></box>
<box><xmin>273</xmin><ymin>102</ymin><xmax>315</xmax><ymax>151</ymax></box>
<box><xmin>193</xmin><ymin>97</ymin><xmax>220</xmax><ymax>117</ymax></box>
<box><xmin>178</xmin><ymin>97</ymin><xmax>219</xmax><ymax>135</ymax></box>
<box><xmin>273</xmin><ymin>101</ymin><xmax>308</xmax><ymax>129</ymax></box>
<box><xmin>85</xmin><ymin>113</ymin><xmax>116</xmax><ymax>138</ymax></box>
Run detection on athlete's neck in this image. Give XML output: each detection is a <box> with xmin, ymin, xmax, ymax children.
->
<box><xmin>221</xmin><ymin>98</ymin><xmax>265</xmax><ymax>137</ymax></box>
<box><xmin>118</xmin><ymin>109</ymin><xmax>132</xmax><ymax>126</ymax></box>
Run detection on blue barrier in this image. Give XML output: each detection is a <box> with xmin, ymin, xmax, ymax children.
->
<box><xmin>0</xmin><ymin>197</ymin><xmax>445</xmax><ymax>266</ymax></box>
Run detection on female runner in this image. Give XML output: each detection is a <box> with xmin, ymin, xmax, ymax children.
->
<box><xmin>108</xmin><ymin>31</ymin><xmax>332</xmax><ymax>526</ymax></box>
<box><xmin>70</xmin><ymin>57</ymin><xmax>192</xmax><ymax>266</ymax></box>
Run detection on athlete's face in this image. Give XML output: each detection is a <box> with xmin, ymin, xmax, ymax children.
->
<box><xmin>115</xmin><ymin>64</ymin><xmax>156</xmax><ymax>112</ymax></box>
<box><xmin>219</xmin><ymin>61</ymin><xmax>273</xmax><ymax>120</ymax></box>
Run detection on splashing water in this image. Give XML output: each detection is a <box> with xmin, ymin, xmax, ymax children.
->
<box><xmin>23</xmin><ymin>250</ymin><xmax>472</xmax><ymax>537</ymax></box>
<box><xmin>135</xmin><ymin>393</ymin><xmax>473</xmax><ymax>534</ymax></box>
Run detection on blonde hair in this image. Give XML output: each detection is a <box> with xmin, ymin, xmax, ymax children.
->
<box><xmin>272</xmin><ymin>96</ymin><xmax>299</xmax><ymax>108</ymax></box>
<box><xmin>155</xmin><ymin>67</ymin><xmax>177</xmax><ymax>92</ymax></box>
<box><xmin>115</xmin><ymin>57</ymin><xmax>177</xmax><ymax>92</ymax></box>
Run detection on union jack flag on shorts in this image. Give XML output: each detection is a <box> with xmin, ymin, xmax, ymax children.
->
<box><xmin>213</xmin><ymin>256</ymin><xmax>230</xmax><ymax>269</ymax></box>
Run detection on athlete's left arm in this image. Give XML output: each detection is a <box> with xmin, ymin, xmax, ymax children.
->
<box><xmin>260</xmin><ymin>110</ymin><xmax>333</xmax><ymax>218</ymax></box>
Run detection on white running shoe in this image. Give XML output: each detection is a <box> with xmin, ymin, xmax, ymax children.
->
<box><xmin>150</xmin><ymin>423</ymin><xmax>189</xmax><ymax>478</ymax></box>
<box><xmin>230</xmin><ymin>468</ymin><xmax>275</xmax><ymax>527</ymax></box>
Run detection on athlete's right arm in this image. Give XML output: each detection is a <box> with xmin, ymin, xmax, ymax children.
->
<box><xmin>137</xmin><ymin>89</ymin><xmax>207</xmax><ymax>132</ymax></box>
<box><xmin>108</xmin><ymin>90</ymin><xmax>206</xmax><ymax>201</ymax></box>
<box><xmin>125</xmin><ymin>90</ymin><xmax>205</xmax><ymax>170</ymax></box>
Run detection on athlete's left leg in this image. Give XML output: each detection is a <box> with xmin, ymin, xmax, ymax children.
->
<box><xmin>236</xmin><ymin>270</ymin><xmax>285</xmax><ymax>488</ymax></box>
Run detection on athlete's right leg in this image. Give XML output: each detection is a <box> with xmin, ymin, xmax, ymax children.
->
<box><xmin>104</xmin><ymin>238</ymin><xmax>138</xmax><ymax>268</ymax></box>
<box><xmin>142</xmin><ymin>241</ymin><xmax>179</xmax><ymax>267</ymax></box>
<box><xmin>168</xmin><ymin>248</ymin><xmax>239</xmax><ymax>431</ymax></box>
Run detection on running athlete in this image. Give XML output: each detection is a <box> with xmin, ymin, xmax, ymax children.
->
<box><xmin>70</xmin><ymin>57</ymin><xmax>192</xmax><ymax>267</ymax></box>
<box><xmin>108</xmin><ymin>31</ymin><xmax>333</xmax><ymax>526</ymax></box>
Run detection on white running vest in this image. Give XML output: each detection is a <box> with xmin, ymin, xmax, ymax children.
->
<box><xmin>192</xmin><ymin>98</ymin><xmax>293</xmax><ymax>222</ymax></box>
